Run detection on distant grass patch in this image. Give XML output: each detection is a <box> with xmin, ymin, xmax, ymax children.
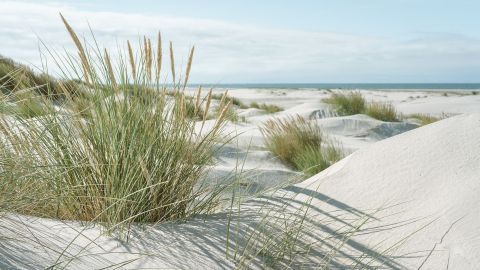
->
<box><xmin>0</xmin><ymin>55</ymin><xmax>78</xmax><ymax>99</ymax></box>
<box><xmin>403</xmin><ymin>113</ymin><xmax>443</xmax><ymax>126</ymax></box>
<box><xmin>261</xmin><ymin>116</ymin><xmax>343</xmax><ymax>177</ymax></box>
<box><xmin>250</xmin><ymin>102</ymin><xmax>283</xmax><ymax>113</ymax></box>
<box><xmin>324</xmin><ymin>91</ymin><xmax>399</xmax><ymax>122</ymax></box>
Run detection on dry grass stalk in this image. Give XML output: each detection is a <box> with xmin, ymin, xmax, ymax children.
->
<box><xmin>183</xmin><ymin>46</ymin><xmax>195</xmax><ymax>89</ymax></box>
<box><xmin>127</xmin><ymin>40</ymin><xmax>136</xmax><ymax>79</ymax></box>
<box><xmin>169</xmin><ymin>41</ymin><xmax>176</xmax><ymax>86</ymax></box>
<box><xmin>143</xmin><ymin>36</ymin><xmax>152</xmax><ymax>81</ymax></box>
<box><xmin>156</xmin><ymin>32</ymin><xmax>162</xmax><ymax>85</ymax></box>
<box><xmin>60</xmin><ymin>13</ymin><xmax>92</xmax><ymax>84</ymax></box>
<box><xmin>195</xmin><ymin>86</ymin><xmax>202</xmax><ymax>116</ymax></box>
<box><xmin>103</xmin><ymin>48</ymin><xmax>117</xmax><ymax>90</ymax></box>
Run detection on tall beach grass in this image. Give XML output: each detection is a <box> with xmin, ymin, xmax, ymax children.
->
<box><xmin>0</xmin><ymin>15</ymin><xmax>232</xmax><ymax>233</ymax></box>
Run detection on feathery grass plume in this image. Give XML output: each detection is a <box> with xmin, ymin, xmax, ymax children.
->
<box><xmin>261</xmin><ymin>115</ymin><xmax>343</xmax><ymax>176</ymax></box>
<box><xmin>365</xmin><ymin>101</ymin><xmax>398</xmax><ymax>122</ymax></box>
<box><xmin>183</xmin><ymin>46</ymin><xmax>195</xmax><ymax>90</ymax></box>
<box><xmin>127</xmin><ymin>40</ymin><xmax>136</xmax><ymax>79</ymax></box>
<box><xmin>147</xmin><ymin>38</ymin><xmax>152</xmax><ymax>80</ymax></box>
<box><xmin>169</xmin><ymin>41</ymin><xmax>176</xmax><ymax>86</ymax></box>
<box><xmin>103</xmin><ymin>48</ymin><xmax>117</xmax><ymax>90</ymax></box>
<box><xmin>143</xmin><ymin>36</ymin><xmax>152</xmax><ymax>80</ymax></box>
<box><xmin>324</xmin><ymin>91</ymin><xmax>365</xmax><ymax>115</ymax></box>
<box><xmin>60</xmin><ymin>13</ymin><xmax>92</xmax><ymax>85</ymax></box>
<box><xmin>155</xmin><ymin>32</ymin><xmax>162</xmax><ymax>85</ymax></box>
<box><xmin>0</xmin><ymin>16</ymin><xmax>231</xmax><ymax>234</ymax></box>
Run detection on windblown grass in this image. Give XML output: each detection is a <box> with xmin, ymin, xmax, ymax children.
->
<box><xmin>261</xmin><ymin>116</ymin><xmax>343</xmax><ymax>176</ymax></box>
<box><xmin>250</xmin><ymin>102</ymin><xmax>283</xmax><ymax>113</ymax></box>
<box><xmin>0</xmin><ymin>15</ymin><xmax>231</xmax><ymax>232</ymax></box>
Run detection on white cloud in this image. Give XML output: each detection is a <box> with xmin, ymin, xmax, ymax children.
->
<box><xmin>1</xmin><ymin>1</ymin><xmax>479</xmax><ymax>82</ymax></box>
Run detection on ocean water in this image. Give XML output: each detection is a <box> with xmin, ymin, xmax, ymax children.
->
<box><xmin>190</xmin><ymin>83</ymin><xmax>480</xmax><ymax>91</ymax></box>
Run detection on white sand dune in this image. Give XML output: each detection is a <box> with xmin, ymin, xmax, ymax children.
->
<box><xmin>2</xmin><ymin>111</ymin><xmax>479</xmax><ymax>269</ymax></box>
<box><xmin>297</xmin><ymin>113</ymin><xmax>480</xmax><ymax>269</ymax></box>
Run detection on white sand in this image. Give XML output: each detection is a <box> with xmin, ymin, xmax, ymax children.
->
<box><xmin>1</xmin><ymin>89</ymin><xmax>480</xmax><ymax>269</ymax></box>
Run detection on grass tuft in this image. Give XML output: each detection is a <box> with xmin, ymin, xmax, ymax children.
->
<box><xmin>403</xmin><ymin>113</ymin><xmax>443</xmax><ymax>126</ymax></box>
<box><xmin>261</xmin><ymin>116</ymin><xmax>343</xmax><ymax>176</ymax></box>
<box><xmin>324</xmin><ymin>91</ymin><xmax>400</xmax><ymax>122</ymax></box>
<box><xmin>365</xmin><ymin>101</ymin><xmax>399</xmax><ymax>122</ymax></box>
<box><xmin>323</xmin><ymin>91</ymin><xmax>365</xmax><ymax>115</ymax></box>
<box><xmin>250</xmin><ymin>102</ymin><xmax>283</xmax><ymax>113</ymax></box>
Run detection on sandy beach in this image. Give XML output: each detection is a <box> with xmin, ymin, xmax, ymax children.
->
<box><xmin>1</xmin><ymin>87</ymin><xmax>479</xmax><ymax>269</ymax></box>
<box><xmin>1</xmin><ymin>2</ymin><xmax>480</xmax><ymax>268</ymax></box>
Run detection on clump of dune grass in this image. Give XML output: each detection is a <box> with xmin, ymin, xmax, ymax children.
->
<box><xmin>403</xmin><ymin>113</ymin><xmax>443</xmax><ymax>126</ymax></box>
<box><xmin>325</xmin><ymin>91</ymin><xmax>400</xmax><ymax>122</ymax></box>
<box><xmin>365</xmin><ymin>101</ymin><xmax>399</xmax><ymax>122</ymax></box>
<box><xmin>0</xmin><ymin>15</ymin><xmax>232</xmax><ymax>233</ymax></box>
<box><xmin>250</xmin><ymin>102</ymin><xmax>283</xmax><ymax>113</ymax></box>
<box><xmin>323</xmin><ymin>91</ymin><xmax>365</xmax><ymax>115</ymax></box>
<box><xmin>261</xmin><ymin>116</ymin><xmax>343</xmax><ymax>176</ymax></box>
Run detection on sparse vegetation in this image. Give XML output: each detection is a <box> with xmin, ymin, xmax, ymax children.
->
<box><xmin>403</xmin><ymin>113</ymin><xmax>443</xmax><ymax>126</ymax></box>
<box><xmin>250</xmin><ymin>102</ymin><xmax>283</xmax><ymax>113</ymax></box>
<box><xmin>261</xmin><ymin>115</ymin><xmax>343</xmax><ymax>176</ymax></box>
<box><xmin>324</xmin><ymin>91</ymin><xmax>399</xmax><ymax>122</ymax></box>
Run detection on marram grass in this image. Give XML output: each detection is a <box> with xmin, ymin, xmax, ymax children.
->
<box><xmin>0</xmin><ymin>15</ymin><xmax>232</xmax><ymax>232</ymax></box>
<box><xmin>365</xmin><ymin>101</ymin><xmax>399</xmax><ymax>122</ymax></box>
<box><xmin>261</xmin><ymin>115</ymin><xmax>343</xmax><ymax>177</ymax></box>
<box><xmin>325</xmin><ymin>91</ymin><xmax>399</xmax><ymax>122</ymax></box>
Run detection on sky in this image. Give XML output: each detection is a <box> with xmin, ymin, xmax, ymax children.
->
<box><xmin>0</xmin><ymin>0</ymin><xmax>479</xmax><ymax>83</ymax></box>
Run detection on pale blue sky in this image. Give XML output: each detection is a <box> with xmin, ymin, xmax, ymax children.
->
<box><xmin>1</xmin><ymin>0</ymin><xmax>479</xmax><ymax>83</ymax></box>
<box><xmin>50</xmin><ymin>0</ymin><xmax>480</xmax><ymax>37</ymax></box>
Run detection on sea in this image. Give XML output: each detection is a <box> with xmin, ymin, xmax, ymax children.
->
<box><xmin>190</xmin><ymin>83</ymin><xmax>480</xmax><ymax>92</ymax></box>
